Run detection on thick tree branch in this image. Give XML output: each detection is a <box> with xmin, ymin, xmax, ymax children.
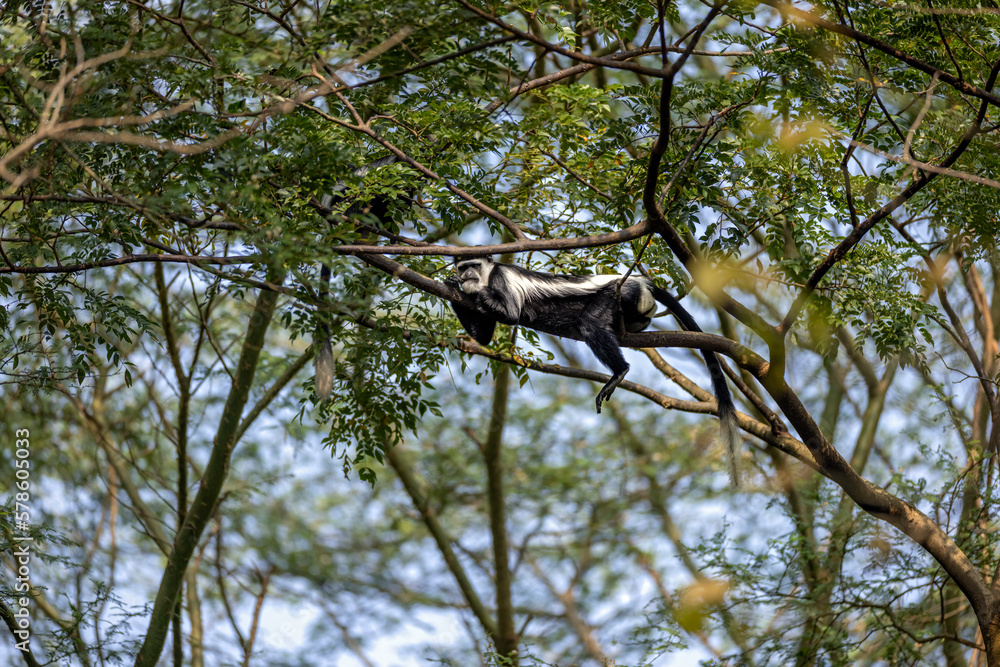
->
<box><xmin>134</xmin><ymin>267</ymin><xmax>285</xmax><ymax>667</ymax></box>
<box><xmin>762</xmin><ymin>376</ymin><xmax>992</xmax><ymax>626</ymax></box>
<box><xmin>483</xmin><ymin>360</ymin><xmax>517</xmax><ymax>661</ymax></box>
<box><xmin>632</xmin><ymin>329</ymin><xmax>991</xmax><ymax>623</ymax></box>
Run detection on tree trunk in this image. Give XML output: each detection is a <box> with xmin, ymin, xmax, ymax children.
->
<box><xmin>983</xmin><ymin>608</ymin><xmax>1000</xmax><ymax>666</ymax></box>
<box><xmin>484</xmin><ymin>355</ymin><xmax>517</xmax><ymax>663</ymax></box>
<box><xmin>134</xmin><ymin>270</ymin><xmax>284</xmax><ymax>666</ymax></box>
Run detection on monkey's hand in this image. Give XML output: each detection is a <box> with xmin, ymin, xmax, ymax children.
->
<box><xmin>595</xmin><ymin>366</ymin><xmax>629</xmax><ymax>414</ymax></box>
<box><xmin>444</xmin><ymin>274</ymin><xmax>462</xmax><ymax>292</ymax></box>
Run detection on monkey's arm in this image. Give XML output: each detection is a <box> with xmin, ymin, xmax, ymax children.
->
<box><xmin>451</xmin><ymin>302</ymin><xmax>497</xmax><ymax>346</ymax></box>
<box><xmin>445</xmin><ymin>275</ymin><xmax>498</xmax><ymax>345</ymax></box>
<box><xmin>472</xmin><ymin>271</ymin><xmax>523</xmax><ymax>324</ymax></box>
<box><xmin>473</xmin><ymin>290</ymin><xmax>521</xmax><ymax>325</ymax></box>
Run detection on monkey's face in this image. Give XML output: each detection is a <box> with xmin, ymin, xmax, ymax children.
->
<box><xmin>455</xmin><ymin>258</ymin><xmax>492</xmax><ymax>293</ymax></box>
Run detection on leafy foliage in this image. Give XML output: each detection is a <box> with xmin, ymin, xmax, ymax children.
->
<box><xmin>2</xmin><ymin>0</ymin><xmax>1000</xmax><ymax>665</ymax></box>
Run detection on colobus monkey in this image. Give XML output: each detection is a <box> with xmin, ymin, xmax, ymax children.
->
<box><xmin>447</xmin><ymin>257</ymin><xmax>741</xmax><ymax>486</ymax></box>
<box><xmin>315</xmin><ymin>154</ymin><xmax>405</xmax><ymax>400</ymax></box>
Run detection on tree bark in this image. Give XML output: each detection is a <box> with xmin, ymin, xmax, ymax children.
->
<box><xmin>983</xmin><ymin>609</ymin><xmax>1000</xmax><ymax>667</ymax></box>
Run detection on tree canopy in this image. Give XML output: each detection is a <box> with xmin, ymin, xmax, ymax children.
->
<box><xmin>2</xmin><ymin>0</ymin><xmax>1000</xmax><ymax>665</ymax></box>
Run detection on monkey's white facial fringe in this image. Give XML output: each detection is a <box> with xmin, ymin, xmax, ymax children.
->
<box><xmin>457</xmin><ymin>258</ymin><xmax>493</xmax><ymax>293</ymax></box>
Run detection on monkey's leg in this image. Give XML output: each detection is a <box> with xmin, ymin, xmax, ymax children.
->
<box><xmin>583</xmin><ymin>326</ymin><xmax>630</xmax><ymax>414</ymax></box>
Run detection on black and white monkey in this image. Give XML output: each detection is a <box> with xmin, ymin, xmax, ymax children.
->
<box><xmin>447</xmin><ymin>257</ymin><xmax>742</xmax><ymax>485</ymax></box>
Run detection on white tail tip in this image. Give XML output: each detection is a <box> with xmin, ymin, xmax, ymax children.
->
<box><xmin>315</xmin><ymin>337</ymin><xmax>334</xmax><ymax>400</ymax></box>
<box><xmin>721</xmin><ymin>413</ymin><xmax>741</xmax><ymax>489</ymax></box>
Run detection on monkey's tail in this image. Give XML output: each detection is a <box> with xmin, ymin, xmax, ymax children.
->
<box><xmin>315</xmin><ymin>154</ymin><xmax>404</xmax><ymax>402</ymax></box>
<box><xmin>315</xmin><ymin>263</ymin><xmax>335</xmax><ymax>401</ymax></box>
<box><xmin>316</xmin><ymin>333</ymin><xmax>334</xmax><ymax>400</ymax></box>
<box><xmin>650</xmin><ymin>286</ymin><xmax>742</xmax><ymax>488</ymax></box>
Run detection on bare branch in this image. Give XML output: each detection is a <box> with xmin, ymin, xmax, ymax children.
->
<box><xmin>455</xmin><ymin>0</ymin><xmax>670</xmax><ymax>78</ymax></box>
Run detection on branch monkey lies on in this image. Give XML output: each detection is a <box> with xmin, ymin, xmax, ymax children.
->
<box><xmin>447</xmin><ymin>256</ymin><xmax>742</xmax><ymax>486</ymax></box>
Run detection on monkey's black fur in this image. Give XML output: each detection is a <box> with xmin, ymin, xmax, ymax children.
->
<box><xmin>448</xmin><ymin>257</ymin><xmax>742</xmax><ymax>486</ymax></box>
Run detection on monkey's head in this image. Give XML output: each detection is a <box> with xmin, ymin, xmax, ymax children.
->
<box><xmin>454</xmin><ymin>256</ymin><xmax>494</xmax><ymax>293</ymax></box>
